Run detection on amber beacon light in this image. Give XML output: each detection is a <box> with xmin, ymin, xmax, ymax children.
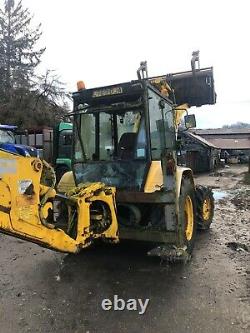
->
<box><xmin>77</xmin><ymin>80</ymin><xmax>85</xmax><ymax>91</ymax></box>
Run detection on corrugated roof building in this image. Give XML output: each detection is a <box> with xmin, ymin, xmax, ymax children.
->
<box><xmin>191</xmin><ymin>128</ymin><xmax>250</xmax><ymax>150</ymax></box>
<box><xmin>178</xmin><ymin>131</ymin><xmax>221</xmax><ymax>173</ymax></box>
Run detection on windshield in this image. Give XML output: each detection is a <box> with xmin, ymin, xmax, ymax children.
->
<box><xmin>0</xmin><ymin>130</ymin><xmax>15</xmax><ymax>144</ymax></box>
<box><xmin>74</xmin><ymin>110</ymin><xmax>147</xmax><ymax>162</ymax></box>
<box><xmin>73</xmin><ymin>109</ymin><xmax>148</xmax><ymax>190</ymax></box>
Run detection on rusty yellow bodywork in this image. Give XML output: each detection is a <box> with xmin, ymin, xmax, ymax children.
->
<box><xmin>144</xmin><ymin>161</ymin><xmax>193</xmax><ymax>195</ymax></box>
<box><xmin>0</xmin><ymin>150</ymin><xmax>118</xmax><ymax>253</ymax></box>
<box><xmin>58</xmin><ymin>163</ymin><xmax>193</xmax><ymax>199</ymax></box>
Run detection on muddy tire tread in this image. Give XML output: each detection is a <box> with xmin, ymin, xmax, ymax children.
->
<box><xmin>195</xmin><ymin>185</ymin><xmax>214</xmax><ymax>230</ymax></box>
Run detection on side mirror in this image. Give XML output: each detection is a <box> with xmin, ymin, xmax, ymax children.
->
<box><xmin>184</xmin><ymin>114</ymin><xmax>196</xmax><ymax>129</ymax></box>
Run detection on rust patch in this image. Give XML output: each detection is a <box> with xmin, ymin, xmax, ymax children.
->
<box><xmin>16</xmin><ymin>194</ymin><xmax>36</xmax><ymax>206</ymax></box>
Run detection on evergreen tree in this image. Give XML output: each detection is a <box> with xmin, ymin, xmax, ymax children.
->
<box><xmin>0</xmin><ymin>0</ymin><xmax>69</xmax><ymax>128</ymax></box>
<box><xmin>0</xmin><ymin>0</ymin><xmax>45</xmax><ymax>97</ymax></box>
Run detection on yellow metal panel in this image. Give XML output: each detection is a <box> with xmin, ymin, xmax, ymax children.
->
<box><xmin>144</xmin><ymin>161</ymin><xmax>163</xmax><ymax>193</ymax></box>
<box><xmin>176</xmin><ymin>166</ymin><xmax>194</xmax><ymax>197</ymax></box>
<box><xmin>144</xmin><ymin>161</ymin><xmax>193</xmax><ymax>197</ymax></box>
<box><xmin>57</xmin><ymin>171</ymin><xmax>75</xmax><ymax>193</ymax></box>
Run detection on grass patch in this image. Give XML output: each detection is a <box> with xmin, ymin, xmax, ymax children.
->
<box><xmin>243</xmin><ymin>172</ymin><xmax>250</xmax><ymax>185</ymax></box>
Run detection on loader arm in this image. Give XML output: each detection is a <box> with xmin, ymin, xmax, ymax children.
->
<box><xmin>0</xmin><ymin>150</ymin><xmax>118</xmax><ymax>253</ymax></box>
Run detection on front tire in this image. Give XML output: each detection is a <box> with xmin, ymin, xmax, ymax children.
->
<box><xmin>178</xmin><ymin>178</ymin><xmax>197</xmax><ymax>254</ymax></box>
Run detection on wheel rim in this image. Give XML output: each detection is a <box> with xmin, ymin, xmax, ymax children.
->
<box><xmin>202</xmin><ymin>198</ymin><xmax>211</xmax><ymax>221</ymax></box>
<box><xmin>185</xmin><ymin>195</ymin><xmax>194</xmax><ymax>241</ymax></box>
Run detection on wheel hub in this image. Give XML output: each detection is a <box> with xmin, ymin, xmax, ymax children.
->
<box><xmin>202</xmin><ymin>198</ymin><xmax>211</xmax><ymax>221</ymax></box>
<box><xmin>185</xmin><ymin>195</ymin><xmax>194</xmax><ymax>241</ymax></box>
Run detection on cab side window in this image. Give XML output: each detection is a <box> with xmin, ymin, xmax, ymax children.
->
<box><xmin>148</xmin><ymin>88</ymin><xmax>175</xmax><ymax>160</ymax></box>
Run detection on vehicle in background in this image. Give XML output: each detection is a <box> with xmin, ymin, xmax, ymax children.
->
<box><xmin>0</xmin><ymin>124</ymin><xmax>38</xmax><ymax>157</ymax></box>
<box><xmin>15</xmin><ymin>122</ymin><xmax>73</xmax><ymax>181</ymax></box>
<box><xmin>53</xmin><ymin>122</ymin><xmax>73</xmax><ymax>181</ymax></box>
<box><xmin>238</xmin><ymin>152</ymin><xmax>249</xmax><ymax>164</ymax></box>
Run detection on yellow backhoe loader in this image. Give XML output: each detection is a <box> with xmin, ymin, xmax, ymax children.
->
<box><xmin>0</xmin><ymin>52</ymin><xmax>216</xmax><ymax>260</ymax></box>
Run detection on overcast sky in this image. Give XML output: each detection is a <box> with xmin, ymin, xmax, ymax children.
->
<box><xmin>18</xmin><ymin>0</ymin><xmax>250</xmax><ymax>127</ymax></box>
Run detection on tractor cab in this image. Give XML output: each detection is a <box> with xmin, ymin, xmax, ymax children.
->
<box><xmin>72</xmin><ymin>62</ymin><xmax>215</xmax><ymax>195</ymax></box>
<box><xmin>72</xmin><ymin>80</ymin><xmax>174</xmax><ymax>191</ymax></box>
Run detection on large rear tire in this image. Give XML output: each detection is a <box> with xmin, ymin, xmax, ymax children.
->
<box><xmin>195</xmin><ymin>185</ymin><xmax>214</xmax><ymax>230</ymax></box>
<box><xmin>179</xmin><ymin>178</ymin><xmax>197</xmax><ymax>254</ymax></box>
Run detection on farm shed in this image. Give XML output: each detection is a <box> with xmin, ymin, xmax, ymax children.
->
<box><xmin>178</xmin><ymin>131</ymin><xmax>220</xmax><ymax>173</ymax></box>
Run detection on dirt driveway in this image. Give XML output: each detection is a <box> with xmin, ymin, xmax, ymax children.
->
<box><xmin>0</xmin><ymin>165</ymin><xmax>249</xmax><ymax>333</ymax></box>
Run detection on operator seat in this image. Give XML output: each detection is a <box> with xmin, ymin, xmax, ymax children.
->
<box><xmin>117</xmin><ymin>132</ymin><xmax>137</xmax><ymax>160</ymax></box>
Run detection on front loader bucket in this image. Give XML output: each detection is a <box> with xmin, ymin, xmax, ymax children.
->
<box><xmin>167</xmin><ymin>67</ymin><xmax>216</xmax><ymax>107</ymax></box>
<box><xmin>150</xmin><ymin>67</ymin><xmax>216</xmax><ymax>107</ymax></box>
